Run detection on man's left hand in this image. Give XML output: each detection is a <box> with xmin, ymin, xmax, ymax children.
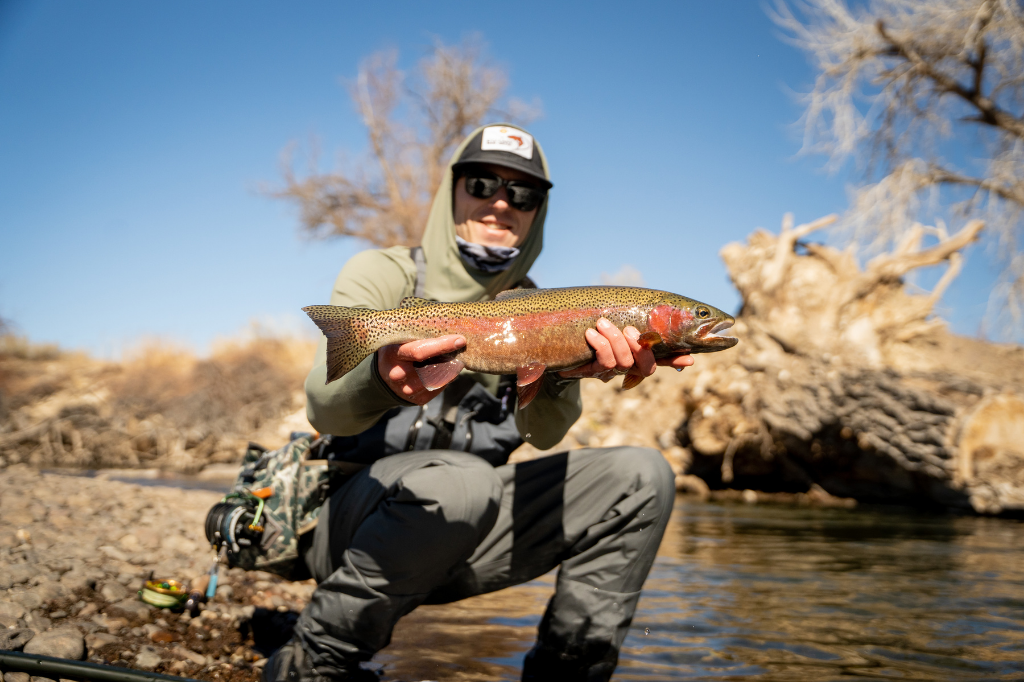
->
<box><xmin>557</xmin><ymin>317</ymin><xmax>694</xmax><ymax>382</ymax></box>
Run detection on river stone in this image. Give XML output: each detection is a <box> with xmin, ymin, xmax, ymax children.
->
<box><xmin>34</xmin><ymin>582</ymin><xmax>68</xmax><ymax>604</ymax></box>
<box><xmin>107</xmin><ymin>599</ymin><xmax>150</xmax><ymax>621</ymax></box>
<box><xmin>0</xmin><ymin>614</ymin><xmax>23</xmax><ymax>629</ymax></box>
<box><xmin>23</xmin><ymin>613</ymin><xmax>51</xmax><ymax>632</ymax></box>
<box><xmin>0</xmin><ymin>628</ymin><xmax>34</xmax><ymax>651</ymax></box>
<box><xmin>0</xmin><ymin>602</ymin><xmax>27</xmax><ymax>620</ymax></box>
<box><xmin>9</xmin><ymin>591</ymin><xmax>43</xmax><ymax>611</ymax></box>
<box><xmin>91</xmin><ymin>614</ymin><xmax>127</xmax><ymax>632</ymax></box>
<box><xmin>58</xmin><ymin>571</ymin><xmax>96</xmax><ymax>592</ymax></box>
<box><xmin>5</xmin><ymin>565</ymin><xmax>34</xmax><ymax>588</ymax></box>
<box><xmin>98</xmin><ymin>581</ymin><xmax>128</xmax><ymax>602</ymax></box>
<box><xmin>30</xmin><ymin>677</ymin><xmax>56</xmax><ymax>682</ymax></box>
<box><xmin>84</xmin><ymin>632</ymin><xmax>119</xmax><ymax>651</ymax></box>
<box><xmin>46</xmin><ymin>559</ymin><xmax>75</xmax><ymax>575</ymax></box>
<box><xmin>5</xmin><ymin>674</ymin><xmax>29</xmax><ymax>682</ymax></box>
<box><xmin>98</xmin><ymin>546</ymin><xmax>128</xmax><ymax>562</ymax></box>
<box><xmin>23</xmin><ymin>627</ymin><xmax>84</xmax><ymax>660</ymax></box>
<box><xmin>135</xmin><ymin>646</ymin><xmax>162</xmax><ymax>670</ymax></box>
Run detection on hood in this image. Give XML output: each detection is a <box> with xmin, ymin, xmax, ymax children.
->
<box><xmin>418</xmin><ymin>123</ymin><xmax>551</xmax><ymax>302</ymax></box>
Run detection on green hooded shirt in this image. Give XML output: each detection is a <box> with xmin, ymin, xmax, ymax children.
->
<box><xmin>304</xmin><ymin>124</ymin><xmax>582</xmax><ymax>450</ymax></box>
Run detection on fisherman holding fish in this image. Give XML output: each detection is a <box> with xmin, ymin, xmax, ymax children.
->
<box><xmin>267</xmin><ymin>125</ymin><xmax>736</xmax><ymax>682</ymax></box>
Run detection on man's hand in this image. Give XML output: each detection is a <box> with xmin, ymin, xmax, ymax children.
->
<box><xmin>377</xmin><ymin>335</ymin><xmax>467</xmax><ymax>404</ymax></box>
<box><xmin>557</xmin><ymin>318</ymin><xmax>694</xmax><ymax>382</ymax></box>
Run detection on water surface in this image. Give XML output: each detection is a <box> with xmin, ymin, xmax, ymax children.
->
<box><xmin>386</xmin><ymin>499</ymin><xmax>1024</xmax><ymax>681</ymax></box>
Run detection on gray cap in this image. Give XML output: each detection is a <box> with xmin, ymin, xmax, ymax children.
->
<box><xmin>452</xmin><ymin>125</ymin><xmax>553</xmax><ymax>189</ymax></box>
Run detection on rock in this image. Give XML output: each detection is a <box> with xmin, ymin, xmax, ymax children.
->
<box><xmin>9</xmin><ymin>592</ymin><xmax>43</xmax><ymax>612</ymax></box>
<box><xmin>22</xmin><ymin>627</ymin><xmax>84</xmax><ymax>660</ymax></box>
<box><xmin>173</xmin><ymin>646</ymin><xmax>208</xmax><ymax>666</ymax></box>
<box><xmin>4</xmin><ymin>565</ymin><xmax>34</xmax><ymax>588</ymax></box>
<box><xmin>48</xmin><ymin>610</ymin><xmax>67</xmax><ymax>620</ymax></box>
<box><xmin>0</xmin><ymin>602</ymin><xmax>27</xmax><ymax>620</ymax></box>
<box><xmin>30</xmin><ymin>677</ymin><xmax>55</xmax><ymax>682</ymax></box>
<box><xmin>0</xmin><ymin>628</ymin><xmax>34</xmax><ymax>651</ymax></box>
<box><xmin>58</xmin><ymin>571</ymin><xmax>96</xmax><ymax>592</ymax></box>
<box><xmin>0</xmin><ymin>614</ymin><xmax>23</xmax><ymax>629</ymax></box>
<box><xmin>33</xmin><ymin>582</ymin><xmax>68</xmax><ymax>604</ymax></box>
<box><xmin>106</xmin><ymin>599</ymin><xmax>150</xmax><ymax>621</ymax></box>
<box><xmin>84</xmin><ymin>632</ymin><xmax>119</xmax><ymax>651</ymax></box>
<box><xmin>115</xmin><ymin>572</ymin><xmax>139</xmax><ymax>587</ymax></box>
<box><xmin>98</xmin><ymin>581</ymin><xmax>128</xmax><ymax>602</ymax></box>
<box><xmin>23</xmin><ymin>613</ymin><xmax>51</xmax><ymax>631</ymax></box>
<box><xmin>97</xmin><ymin>546</ymin><xmax>128</xmax><ymax>562</ymax></box>
<box><xmin>118</xmin><ymin>534</ymin><xmax>141</xmax><ymax>552</ymax></box>
<box><xmin>76</xmin><ymin>603</ymin><xmax>98</xmax><ymax>618</ymax></box>
<box><xmin>5</xmin><ymin>674</ymin><xmax>29</xmax><ymax>682</ymax></box>
<box><xmin>91</xmin><ymin>614</ymin><xmax>128</xmax><ymax>632</ymax></box>
<box><xmin>135</xmin><ymin>646</ymin><xmax>163</xmax><ymax>670</ymax></box>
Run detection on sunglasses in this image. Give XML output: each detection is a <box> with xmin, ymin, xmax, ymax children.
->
<box><xmin>462</xmin><ymin>173</ymin><xmax>547</xmax><ymax>212</ymax></box>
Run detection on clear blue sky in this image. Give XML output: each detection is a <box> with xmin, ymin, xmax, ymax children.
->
<box><xmin>0</xmin><ymin>1</ymin><xmax>998</xmax><ymax>356</ymax></box>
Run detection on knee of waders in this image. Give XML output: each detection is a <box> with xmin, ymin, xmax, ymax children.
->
<box><xmin>602</xmin><ymin>446</ymin><xmax>675</xmax><ymax>516</ymax></box>
<box><xmin>396</xmin><ymin>452</ymin><xmax>504</xmax><ymax>537</ymax></box>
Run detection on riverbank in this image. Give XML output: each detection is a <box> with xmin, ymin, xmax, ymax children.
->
<box><xmin>5</xmin><ymin>464</ymin><xmax>1024</xmax><ymax>681</ymax></box>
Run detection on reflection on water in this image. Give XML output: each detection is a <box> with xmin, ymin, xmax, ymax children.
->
<box><xmin>383</xmin><ymin>499</ymin><xmax>1024</xmax><ymax>681</ymax></box>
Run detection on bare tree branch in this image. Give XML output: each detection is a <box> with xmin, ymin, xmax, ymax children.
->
<box><xmin>269</xmin><ymin>37</ymin><xmax>538</xmax><ymax>249</ymax></box>
<box><xmin>774</xmin><ymin>0</ymin><xmax>1024</xmax><ymax>335</ymax></box>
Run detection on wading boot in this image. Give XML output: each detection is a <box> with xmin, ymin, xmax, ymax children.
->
<box><xmin>520</xmin><ymin>639</ymin><xmax>618</xmax><ymax>682</ymax></box>
<box><xmin>261</xmin><ymin>638</ymin><xmax>378</xmax><ymax>682</ymax></box>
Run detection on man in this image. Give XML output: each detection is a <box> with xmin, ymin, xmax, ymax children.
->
<box><xmin>267</xmin><ymin>124</ymin><xmax>693</xmax><ymax>682</ymax></box>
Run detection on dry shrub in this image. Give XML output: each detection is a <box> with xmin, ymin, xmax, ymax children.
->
<box><xmin>111</xmin><ymin>334</ymin><xmax>316</xmax><ymax>436</ymax></box>
<box><xmin>0</xmin><ymin>331</ymin><xmax>317</xmax><ymax>472</ymax></box>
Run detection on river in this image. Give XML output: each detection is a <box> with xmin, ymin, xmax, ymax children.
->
<box><xmin>382</xmin><ymin>498</ymin><xmax>1024</xmax><ymax>681</ymax></box>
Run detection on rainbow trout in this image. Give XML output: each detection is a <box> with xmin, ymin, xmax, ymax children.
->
<box><xmin>303</xmin><ymin>286</ymin><xmax>738</xmax><ymax>408</ymax></box>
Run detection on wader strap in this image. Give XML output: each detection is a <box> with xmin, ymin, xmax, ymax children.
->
<box><xmin>410</xmin><ymin>246</ymin><xmax>426</xmax><ymax>298</ymax></box>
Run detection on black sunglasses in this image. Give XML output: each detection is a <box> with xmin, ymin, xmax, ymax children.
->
<box><xmin>462</xmin><ymin>173</ymin><xmax>547</xmax><ymax>212</ymax></box>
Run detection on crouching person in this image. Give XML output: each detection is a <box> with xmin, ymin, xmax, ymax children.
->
<box><xmin>265</xmin><ymin>124</ymin><xmax>690</xmax><ymax>682</ymax></box>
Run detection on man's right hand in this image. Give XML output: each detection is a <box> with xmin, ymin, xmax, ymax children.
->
<box><xmin>377</xmin><ymin>335</ymin><xmax>467</xmax><ymax>405</ymax></box>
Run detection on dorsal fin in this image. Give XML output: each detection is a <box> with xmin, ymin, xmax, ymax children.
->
<box><xmin>398</xmin><ymin>296</ymin><xmax>433</xmax><ymax>308</ymax></box>
<box><xmin>495</xmin><ymin>288</ymin><xmax>536</xmax><ymax>301</ymax></box>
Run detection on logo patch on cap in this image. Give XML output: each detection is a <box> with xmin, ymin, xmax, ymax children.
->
<box><xmin>481</xmin><ymin>126</ymin><xmax>534</xmax><ymax>160</ymax></box>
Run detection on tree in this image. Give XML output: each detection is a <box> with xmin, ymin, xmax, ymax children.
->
<box><xmin>273</xmin><ymin>38</ymin><xmax>539</xmax><ymax>249</ymax></box>
<box><xmin>773</xmin><ymin>0</ymin><xmax>1024</xmax><ymax>334</ymax></box>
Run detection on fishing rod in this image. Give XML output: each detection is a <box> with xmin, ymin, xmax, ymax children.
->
<box><xmin>0</xmin><ymin>650</ymin><xmax>202</xmax><ymax>682</ymax></box>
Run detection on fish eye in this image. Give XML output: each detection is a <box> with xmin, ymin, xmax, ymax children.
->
<box><xmin>696</xmin><ymin>307</ymin><xmax>710</xmax><ymax>319</ymax></box>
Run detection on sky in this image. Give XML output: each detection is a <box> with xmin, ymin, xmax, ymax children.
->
<box><xmin>0</xmin><ymin>1</ymin><xmax>1002</xmax><ymax>356</ymax></box>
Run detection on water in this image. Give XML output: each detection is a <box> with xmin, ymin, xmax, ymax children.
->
<box><xmin>387</xmin><ymin>498</ymin><xmax>1024</xmax><ymax>681</ymax></box>
<box><xmin>618</xmin><ymin>500</ymin><xmax>1024</xmax><ymax>681</ymax></box>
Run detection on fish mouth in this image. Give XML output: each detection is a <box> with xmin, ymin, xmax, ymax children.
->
<box><xmin>695</xmin><ymin>319</ymin><xmax>738</xmax><ymax>349</ymax></box>
<box><xmin>707</xmin><ymin>320</ymin><xmax>736</xmax><ymax>338</ymax></box>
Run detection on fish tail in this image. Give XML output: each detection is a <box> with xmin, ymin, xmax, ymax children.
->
<box><xmin>302</xmin><ymin>305</ymin><xmax>382</xmax><ymax>383</ymax></box>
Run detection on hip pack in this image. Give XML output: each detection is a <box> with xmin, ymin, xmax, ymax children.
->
<box><xmin>204</xmin><ymin>434</ymin><xmax>363</xmax><ymax>580</ymax></box>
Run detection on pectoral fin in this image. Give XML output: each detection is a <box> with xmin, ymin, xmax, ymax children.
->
<box><xmin>414</xmin><ymin>355</ymin><xmax>466</xmax><ymax>391</ymax></box>
<box><xmin>516</xmin><ymin>362</ymin><xmax>547</xmax><ymax>409</ymax></box>
<box><xmin>621</xmin><ymin>373</ymin><xmax>645</xmax><ymax>390</ymax></box>
<box><xmin>637</xmin><ymin>331</ymin><xmax>663</xmax><ymax>349</ymax></box>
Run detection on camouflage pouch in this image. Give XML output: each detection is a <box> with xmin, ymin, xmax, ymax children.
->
<box><xmin>216</xmin><ymin>434</ymin><xmax>363</xmax><ymax>579</ymax></box>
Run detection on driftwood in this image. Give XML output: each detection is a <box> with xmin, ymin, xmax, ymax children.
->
<box><xmin>514</xmin><ymin>214</ymin><xmax>1023</xmax><ymax>515</ymax></box>
<box><xmin>673</xmin><ymin>215</ymin><xmax>1024</xmax><ymax>514</ymax></box>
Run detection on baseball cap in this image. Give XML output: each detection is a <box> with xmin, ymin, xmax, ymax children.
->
<box><xmin>452</xmin><ymin>125</ymin><xmax>553</xmax><ymax>189</ymax></box>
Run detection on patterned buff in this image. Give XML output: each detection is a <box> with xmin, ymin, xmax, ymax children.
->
<box><xmin>455</xmin><ymin>236</ymin><xmax>520</xmax><ymax>273</ymax></box>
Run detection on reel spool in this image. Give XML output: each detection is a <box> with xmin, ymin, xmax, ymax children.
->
<box><xmin>204</xmin><ymin>492</ymin><xmax>265</xmax><ymax>561</ymax></box>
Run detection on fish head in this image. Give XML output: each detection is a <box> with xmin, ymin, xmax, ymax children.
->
<box><xmin>648</xmin><ymin>295</ymin><xmax>738</xmax><ymax>353</ymax></box>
